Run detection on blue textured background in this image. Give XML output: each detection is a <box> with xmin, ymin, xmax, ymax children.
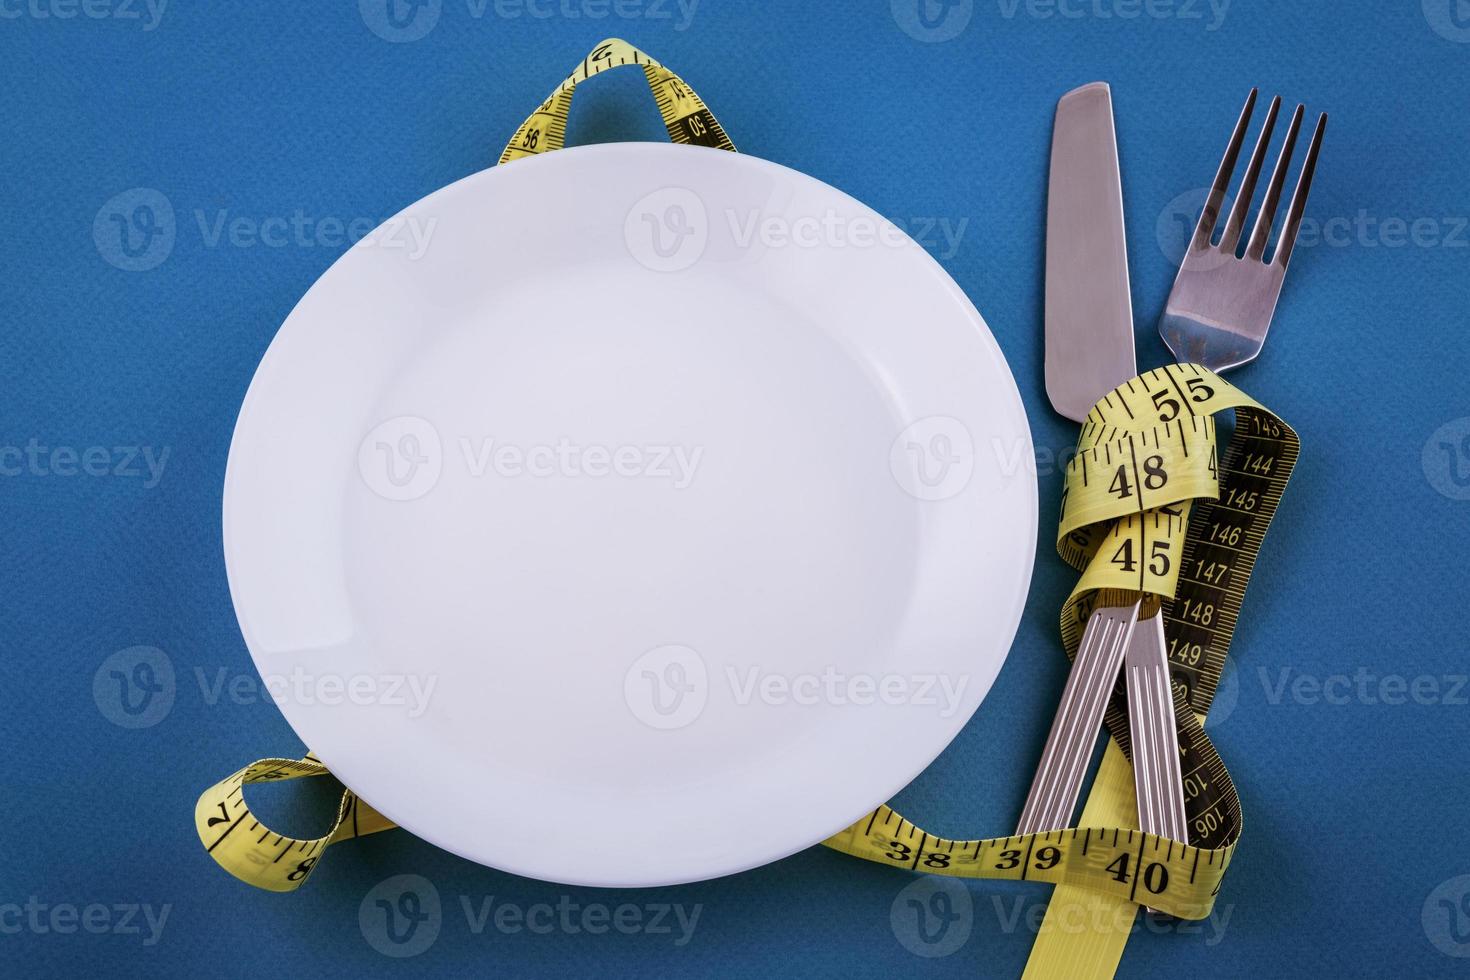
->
<box><xmin>4</xmin><ymin>2</ymin><xmax>1469</xmax><ymax>976</ymax></box>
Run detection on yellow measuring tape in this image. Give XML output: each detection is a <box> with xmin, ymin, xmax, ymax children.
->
<box><xmin>197</xmin><ymin>37</ymin><xmax>1299</xmax><ymax>974</ymax></box>
<box><xmin>498</xmin><ymin>36</ymin><xmax>734</xmax><ymax>164</ymax></box>
<box><xmin>823</xmin><ymin>365</ymin><xmax>1297</xmax><ymax>914</ymax></box>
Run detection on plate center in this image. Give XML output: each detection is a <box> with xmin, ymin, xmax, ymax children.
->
<box><xmin>342</xmin><ymin>264</ymin><xmax>922</xmax><ymax>787</ymax></box>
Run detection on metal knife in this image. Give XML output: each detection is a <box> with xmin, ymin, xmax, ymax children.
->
<box><xmin>1020</xmin><ymin>83</ymin><xmax>1188</xmax><ymax>856</ymax></box>
<box><xmin>1043</xmin><ymin>81</ymin><xmax>1136</xmax><ymax>424</ymax></box>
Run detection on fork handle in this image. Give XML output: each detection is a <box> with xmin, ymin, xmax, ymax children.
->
<box><xmin>1016</xmin><ymin>600</ymin><xmax>1139</xmax><ymax>835</ymax></box>
<box><xmin>1125</xmin><ymin>611</ymin><xmax>1190</xmax><ymax>915</ymax></box>
<box><xmin>1125</xmin><ymin>612</ymin><xmax>1189</xmax><ymax>845</ymax></box>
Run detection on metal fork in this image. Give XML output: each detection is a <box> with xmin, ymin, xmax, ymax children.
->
<box><xmin>1160</xmin><ymin>90</ymin><xmax>1327</xmax><ymax>371</ymax></box>
<box><xmin>1125</xmin><ymin>612</ymin><xmax>1188</xmax><ymax>849</ymax></box>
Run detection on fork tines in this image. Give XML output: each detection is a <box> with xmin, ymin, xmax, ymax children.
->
<box><xmin>1161</xmin><ymin>90</ymin><xmax>1328</xmax><ymax>374</ymax></box>
<box><xmin>1194</xmin><ymin>89</ymin><xmax>1327</xmax><ymax>270</ymax></box>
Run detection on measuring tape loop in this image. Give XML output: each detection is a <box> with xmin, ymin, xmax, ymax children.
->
<box><xmin>499</xmin><ymin>37</ymin><xmax>734</xmax><ymax>165</ymax></box>
<box><xmin>194</xmin><ymin>754</ymin><xmax>393</xmax><ymax>892</ymax></box>
<box><xmin>198</xmin><ymin>46</ymin><xmax>1298</xmax><ymax>934</ymax></box>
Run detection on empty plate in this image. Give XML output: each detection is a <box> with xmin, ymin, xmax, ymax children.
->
<box><xmin>223</xmin><ymin>142</ymin><xmax>1036</xmax><ymax>886</ymax></box>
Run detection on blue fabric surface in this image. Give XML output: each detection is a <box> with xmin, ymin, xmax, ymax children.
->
<box><xmin>3</xmin><ymin>2</ymin><xmax>1468</xmax><ymax>977</ymax></box>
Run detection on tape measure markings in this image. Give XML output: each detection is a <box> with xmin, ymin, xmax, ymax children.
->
<box><xmin>832</xmin><ymin>363</ymin><xmax>1296</xmax><ymax>908</ymax></box>
<box><xmin>500</xmin><ymin>38</ymin><xmax>733</xmax><ymax>166</ymax></box>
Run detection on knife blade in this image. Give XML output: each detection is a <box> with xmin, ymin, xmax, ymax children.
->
<box><xmin>1044</xmin><ymin>81</ymin><xmax>1136</xmax><ymax>423</ymax></box>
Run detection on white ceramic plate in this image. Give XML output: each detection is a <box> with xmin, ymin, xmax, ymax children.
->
<box><xmin>224</xmin><ymin>142</ymin><xmax>1036</xmax><ymax>887</ymax></box>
